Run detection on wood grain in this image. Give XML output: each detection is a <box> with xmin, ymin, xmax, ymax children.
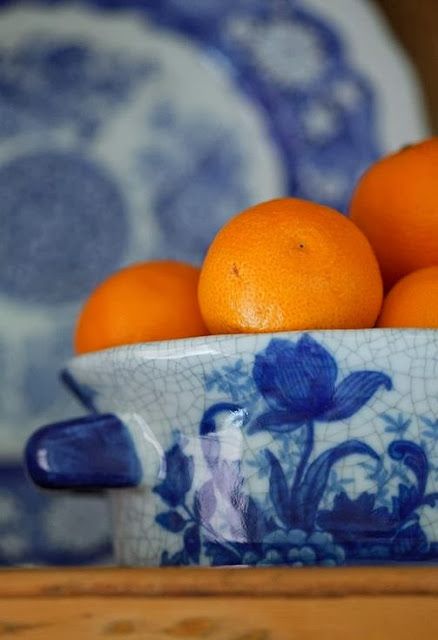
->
<box><xmin>0</xmin><ymin>568</ymin><xmax>437</xmax><ymax>638</ymax></box>
<box><xmin>0</xmin><ymin>566</ymin><xmax>437</xmax><ymax>598</ymax></box>
<box><xmin>0</xmin><ymin>594</ymin><xmax>436</xmax><ymax>640</ymax></box>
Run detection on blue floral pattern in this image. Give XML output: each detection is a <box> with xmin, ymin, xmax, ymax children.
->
<box><xmin>0</xmin><ymin>464</ymin><xmax>112</xmax><ymax>566</ymax></box>
<box><xmin>0</xmin><ymin>151</ymin><xmax>128</xmax><ymax>304</ymax></box>
<box><xmin>137</xmin><ymin>103</ymin><xmax>251</xmax><ymax>262</ymax></box>
<box><xmin>154</xmin><ymin>335</ymin><xmax>438</xmax><ymax>566</ymax></box>
<box><xmin>0</xmin><ymin>39</ymin><xmax>156</xmax><ymax>141</ymax></box>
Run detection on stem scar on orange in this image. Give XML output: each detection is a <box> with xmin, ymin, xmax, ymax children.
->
<box><xmin>350</xmin><ymin>137</ymin><xmax>438</xmax><ymax>290</ymax></box>
<box><xmin>75</xmin><ymin>260</ymin><xmax>208</xmax><ymax>354</ymax></box>
<box><xmin>198</xmin><ymin>197</ymin><xmax>383</xmax><ymax>334</ymax></box>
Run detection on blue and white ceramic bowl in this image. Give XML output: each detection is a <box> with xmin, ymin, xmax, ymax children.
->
<box><xmin>26</xmin><ymin>330</ymin><xmax>438</xmax><ymax>567</ymax></box>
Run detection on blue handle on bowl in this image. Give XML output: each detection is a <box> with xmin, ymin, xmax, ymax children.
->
<box><xmin>25</xmin><ymin>414</ymin><xmax>143</xmax><ymax>490</ymax></box>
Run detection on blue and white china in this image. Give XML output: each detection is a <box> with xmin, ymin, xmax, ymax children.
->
<box><xmin>26</xmin><ymin>330</ymin><xmax>438</xmax><ymax>566</ymax></box>
<box><xmin>0</xmin><ymin>0</ymin><xmax>427</xmax><ymax>565</ymax></box>
<box><xmin>0</xmin><ymin>463</ymin><xmax>112</xmax><ymax>566</ymax></box>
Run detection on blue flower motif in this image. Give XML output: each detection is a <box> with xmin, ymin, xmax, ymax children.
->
<box><xmin>138</xmin><ymin>103</ymin><xmax>250</xmax><ymax>263</ymax></box>
<box><xmin>318</xmin><ymin>439</ymin><xmax>438</xmax><ymax>561</ymax></box>
<box><xmin>0</xmin><ymin>39</ymin><xmax>156</xmax><ymax>141</ymax></box>
<box><xmin>153</xmin><ymin>443</ymin><xmax>194</xmax><ymax>508</ymax></box>
<box><xmin>251</xmin><ymin>335</ymin><xmax>392</xmax><ymax>433</ymax></box>
<box><xmin>318</xmin><ymin>490</ymin><xmax>432</xmax><ymax>561</ymax></box>
<box><xmin>0</xmin><ymin>150</ymin><xmax>128</xmax><ymax>304</ymax></box>
<box><xmin>153</xmin><ymin>335</ymin><xmax>438</xmax><ymax>566</ymax></box>
<box><xmin>318</xmin><ymin>492</ymin><xmax>397</xmax><ymax>543</ymax></box>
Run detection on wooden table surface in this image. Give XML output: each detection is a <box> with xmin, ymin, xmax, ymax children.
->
<box><xmin>0</xmin><ymin>566</ymin><xmax>436</xmax><ymax>639</ymax></box>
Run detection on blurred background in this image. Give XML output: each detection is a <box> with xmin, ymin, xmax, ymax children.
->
<box><xmin>0</xmin><ymin>0</ymin><xmax>435</xmax><ymax>565</ymax></box>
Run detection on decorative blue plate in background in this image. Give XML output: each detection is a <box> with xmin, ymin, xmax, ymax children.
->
<box><xmin>0</xmin><ymin>0</ymin><xmax>427</xmax><ymax>564</ymax></box>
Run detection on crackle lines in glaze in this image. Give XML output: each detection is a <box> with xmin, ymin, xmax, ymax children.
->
<box><xmin>67</xmin><ymin>330</ymin><xmax>438</xmax><ymax>566</ymax></box>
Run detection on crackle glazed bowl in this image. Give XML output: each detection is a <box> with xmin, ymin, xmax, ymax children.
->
<box><xmin>25</xmin><ymin>330</ymin><xmax>438</xmax><ymax>567</ymax></box>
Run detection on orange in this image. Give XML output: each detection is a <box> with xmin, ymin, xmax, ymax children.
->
<box><xmin>75</xmin><ymin>260</ymin><xmax>208</xmax><ymax>354</ymax></box>
<box><xmin>377</xmin><ymin>266</ymin><xmax>438</xmax><ymax>328</ymax></box>
<box><xmin>198</xmin><ymin>197</ymin><xmax>383</xmax><ymax>334</ymax></box>
<box><xmin>350</xmin><ymin>137</ymin><xmax>438</xmax><ymax>289</ymax></box>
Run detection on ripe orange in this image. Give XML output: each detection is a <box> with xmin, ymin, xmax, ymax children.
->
<box><xmin>198</xmin><ymin>198</ymin><xmax>383</xmax><ymax>334</ymax></box>
<box><xmin>377</xmin><ymin>266</ymin><xmax>438</xmax><ymax>328</ymax></box>
<box><xmin>75</xmin><ymin>261</ymin><xmax>208</xmax><ymax>354</ymax></box>
<box><xmin>350</xmin><ymin>137</ymin><xmax>438</xmax><ymax>289</ymax></box>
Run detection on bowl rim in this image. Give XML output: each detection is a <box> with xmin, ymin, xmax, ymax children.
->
<box><xmin>68</xmin><ymin>327</ymin><xmax>438</xmax><ymax>367</ymax></box>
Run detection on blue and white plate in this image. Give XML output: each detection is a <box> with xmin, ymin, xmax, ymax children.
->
<box><xmin>0</xmin><ymin>0</ymin><xmax>427</xmax><ymax>564</ymax></box>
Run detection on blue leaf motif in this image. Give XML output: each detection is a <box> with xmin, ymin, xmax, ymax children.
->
<box><xmin>243</xmin><ymin>496</ymin><xmax>274</xmax><ymax>541</ymax></box>
<box><xmin>253</xmin><ymin>336</ymin><xmax>337</xmax><ymax>420</ymax></box>
<box><xmin>381</xmin><ymin>413</ymin><xmax>411</xmax><ymax>436</ymax></box>
<box><xmin>249</xmin><ymin>410</ymin><xmax>305</xmax><ymax>434</ymax></box>
<box><xmin>392</xmin><ymin>484</ymin><xmax>420</xmax><ymax>521</ymax></box>
<box><xmin>295</xmin><ymin>440</ymin><xmax>380</xmax><ymax>530</ymax></box>
<box><xmin>194</xmin><ymin>480</ymin><xmax>216</xmax><ymax>524</ymax></box>
<box><xmin>389</xmin><ymin>440</ymin><xmax>428</xmax><ymax>500</ymax></box>
<box><xmin>265</xmin><ymin>450</ymin><xmax>290</xmax><ymax>527</ymax></box>
<box><xmin>161</xmin><ymin>549</ymin><xmax>190</xmax><ymax>567</ymax></box>
<box><xmin>322</xmin><ymin>372</ymin><xmax>392</xmax><ymax>421</ymax></box>
<box><xmin>243</xmin><ymin>497</ymin><xmax>259</xmax><ymax>537</ymax></box>
<box><xmin>184</xmin><ymin>525</ymin><xmax>201</xmax><ymax>563</ymax></box>
<box><xmin>318</xmin><ymin>491</ymin><xmax>397</xmax><ymax>542</ymax></box>
<box><xmin>153</xmin><ymin>444</ymin><xmax>194</xmax><ymax>508</ymax></box>
<box><xmin>156</xmin><ymin>511</ymin><xmax>187</xmax><ymax>533</ymax></box>
<box><xmin>204</xmin><ymin>542</ymin><xmax>242</xmax><ymax>566</ymax></box>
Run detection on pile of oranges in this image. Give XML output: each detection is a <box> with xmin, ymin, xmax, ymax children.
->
<box><xmin>75</xmin><ymin>137</ymin><xmax>438</xmax><ymax>355</ymax></box>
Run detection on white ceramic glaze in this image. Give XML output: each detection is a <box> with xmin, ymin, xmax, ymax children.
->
<box><xmin>55</xmin><ymin>329</ymin><xmax>438</xmax><ymax>566</ymax></box>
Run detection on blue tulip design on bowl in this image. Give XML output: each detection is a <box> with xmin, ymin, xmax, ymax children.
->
<box><xmin>150</xmin><ymin>336</ymin><xmax>437</xmax><ymax>566</ymax></box>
